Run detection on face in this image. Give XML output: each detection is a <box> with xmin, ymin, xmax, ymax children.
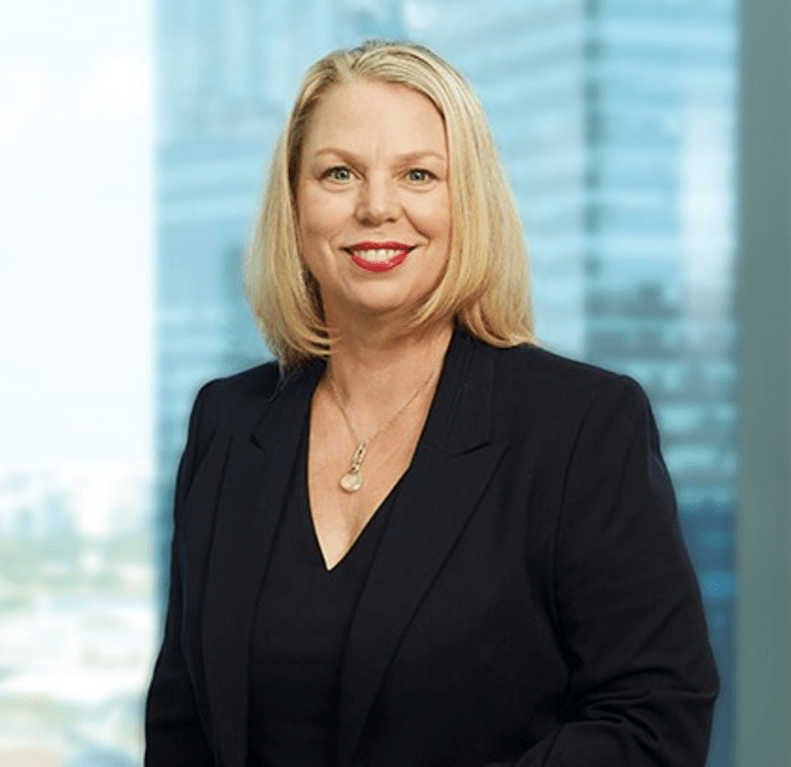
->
<box><xmin>296</xmin><ymin>79</ymin><xmax>452</xmax><ymax>328</ymax></box>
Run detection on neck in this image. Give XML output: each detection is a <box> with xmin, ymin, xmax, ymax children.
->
<box><xmin>323</xmin><ymin>320</ymin><xmax>454</xmax><ymax>434</ymax></box>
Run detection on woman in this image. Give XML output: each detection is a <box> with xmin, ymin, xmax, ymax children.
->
<box><xmin>145</xmin><ymin>40</ymin><xmax>717</xmax><ymax>766</ymax></box>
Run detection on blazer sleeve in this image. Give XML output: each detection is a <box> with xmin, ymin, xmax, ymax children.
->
<box><xmin>492</xmin><ymin>376</ymin><xmax>718</xmax><ymax>767</ymax></box>
<box><xmin>144</xmin><ymin>384</ymin><xmax>215</xmax><ymax>766</ymax></box>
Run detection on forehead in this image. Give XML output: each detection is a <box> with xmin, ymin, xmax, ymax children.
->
<box><xmin>301</xmin><ymin>79</ymin><xmax>447</xmax><ymax>158</ymax></box>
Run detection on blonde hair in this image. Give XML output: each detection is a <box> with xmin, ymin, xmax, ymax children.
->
<box><xmin>245</xmin><ymin>40</ymin><xmax>536</xmax><ymax>366</ymax></box>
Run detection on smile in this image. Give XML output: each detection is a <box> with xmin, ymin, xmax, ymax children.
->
<box><xmin>345</xmin><ymin>241</ymin><xmax>415</xmax><ymax>273</ymax></box>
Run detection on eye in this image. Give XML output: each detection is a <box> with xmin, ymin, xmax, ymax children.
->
<box><xmin>323</xmin><ymin>166</ymin><xmax>353</xmax><ymax>182</ymax></box>
<box><xmin>406</xmin><ymin>168</ymin><xmax>434</xmax><ymax>183</ymax></box>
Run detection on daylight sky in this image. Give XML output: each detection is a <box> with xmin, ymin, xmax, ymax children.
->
<box><xmin>0</xmin><ymin>1</ymin><xmax>153</xmax><ymax>464</ymax></box>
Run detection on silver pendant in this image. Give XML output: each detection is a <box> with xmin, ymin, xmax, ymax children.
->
<box><xmin>340</xmin><ymin>442</ymin><xmax>366</xmax><ymax>493</ymax></box>
<box><xmin>340</xmin><ymin>469</ymin><xmax>363</xmax><ymax>493</ymax></box>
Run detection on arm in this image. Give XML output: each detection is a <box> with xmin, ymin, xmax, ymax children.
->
<box><xmin>495</xmin><ymin>376</ymin><xmax>718</xmax><ymax>766</ymax></box>
<box><xmin>144</xmin><ymin>385</ymin><xmax>215</xmax><ymax>766</ymax></box>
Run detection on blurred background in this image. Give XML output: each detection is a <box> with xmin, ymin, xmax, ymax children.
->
<box><xmin>1</xmin><ymin>0</ymin><xmax>788</xmax><ymax>764</ymax></box>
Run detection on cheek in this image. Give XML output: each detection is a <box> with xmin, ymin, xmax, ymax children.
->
<box><xmin>297</xmin><ymin>201</ymin><xmax>345</xmax><ymax>283</ymax></box>
<box><xmin>413</xmin><ymin>188</ymin><xmax>451</xmax><ymax>233</ymax></box>
<box><xmin>299</xmin><ymin>195</ymin><xmax>347</xmax><ymax>246</ymax></box>
<box><xmin>416</xmin><ymin>201</ymin><xmax>452</xmax><ymax>247</ymax></box>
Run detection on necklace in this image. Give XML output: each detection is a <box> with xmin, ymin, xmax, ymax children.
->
<box><xmin>327</xmin><ymin>365</ymin><xmax>439</xmax><ymax>493</ymax></box>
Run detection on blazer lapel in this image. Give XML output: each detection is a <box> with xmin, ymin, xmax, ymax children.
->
<box><xmin>201</xmin><ymin>361</ymin><xmax>323</xmax><ymax>767</ymax></box>
<box><xmin>337</xmin><ymin>331</ymin><xmax>505</xmax><ymax>767</ymax></box>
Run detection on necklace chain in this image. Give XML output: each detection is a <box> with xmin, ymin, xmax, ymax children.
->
<box><xmin>327</xmin><ymin>365</ymin><xmax>438</xmax><ymax>493</ymax></box>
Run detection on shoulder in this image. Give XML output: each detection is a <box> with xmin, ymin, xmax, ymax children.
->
<box><xmin>492</xmin><ymin>342</ymin><xmax>647</xmax><ymax>410</ymax></box>
<box><xmin>201</xmin><ymin>359</ymin><xmax>281</xmax><ymax>405</ymax></box>
<box><xmin>188</xmin><ymin>359</ymin><xmax>283</xmax><ymax>438</ymax></box>
<box><xmin>191</xmin><ymin>356</ymin><xmax>326</xmax><ymax>435</ymax></box>
<box><xmin>477</xmin><ymin>340</ymin><xmax>654</xmax><ymax>447</ymax></box>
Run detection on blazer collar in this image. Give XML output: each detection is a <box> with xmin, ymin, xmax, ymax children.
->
<box><xmin>419</xmin><ymin>327</ymin><xmax>496</xmax><ymax>455</ymax></box>
<box><xmin>251</xmin><ymin>357</ymin><xmax>325</xmax><ymax>450</ymax></box>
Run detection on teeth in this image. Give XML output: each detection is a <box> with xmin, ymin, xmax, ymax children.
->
<box><xmin>354</xmin><ymin>248</ymin><xmax>404</xmax><ymax>262</ymax></box>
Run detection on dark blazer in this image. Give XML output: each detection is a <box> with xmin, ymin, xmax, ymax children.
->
<box><xmin>145</xmin><ymin>329</ymin><xmax>718</xmax><ymax>767</ymax></box>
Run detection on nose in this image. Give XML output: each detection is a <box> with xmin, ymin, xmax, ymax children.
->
<box><xmin>355</xmin><ymin>174</ymin><xmax>400</xmax><ymax>225</ymax></box>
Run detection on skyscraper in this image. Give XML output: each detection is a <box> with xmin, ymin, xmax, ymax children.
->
<box><xmin>154</xmin><ymin>2</ymin><xmax>736</xmax><ymax>762</ymax></box>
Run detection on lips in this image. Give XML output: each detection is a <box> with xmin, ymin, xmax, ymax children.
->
<box><xmin>345</xmin><ymin>241</ymin><xmax>414</xmax><ymax>273</ymax></box>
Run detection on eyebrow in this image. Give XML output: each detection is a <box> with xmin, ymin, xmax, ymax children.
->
<box><xmin>311</xmin><ymin>148</ymin><xmax>447</xmax><ymax>165</ymax></box>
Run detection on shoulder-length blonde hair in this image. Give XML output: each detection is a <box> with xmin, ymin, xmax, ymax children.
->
<box><xmin>245</xmin><ymin>39</ymin><xmax>537</xmax><ymax>367</ymax></box>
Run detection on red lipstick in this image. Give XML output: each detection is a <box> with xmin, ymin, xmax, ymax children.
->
<box><xmin>346</xmin><ymin>241</ymin><xmax>414</xmax><ymax>273</ymax></box>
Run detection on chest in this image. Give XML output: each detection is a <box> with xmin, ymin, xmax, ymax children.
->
<box><xmin>306</xmin><ymin>387</ymin><xmax>433</xmax><ymax>569</ymax></box>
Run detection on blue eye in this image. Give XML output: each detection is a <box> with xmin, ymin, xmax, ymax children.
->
<box><xmin>325</xmin><ymin>166</ymin><xmax>352</xmax><ymax>181</ymax></box>
<box><xmin>407</xmin><ymin>169</ymin><xmax>433</xmax><ymax>183</ymax></box>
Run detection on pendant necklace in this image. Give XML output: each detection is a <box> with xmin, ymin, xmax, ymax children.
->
<box><xmin>327</xmin><ymin>365</ymin><xmax>439</xmax><ymax>493</ymax></box>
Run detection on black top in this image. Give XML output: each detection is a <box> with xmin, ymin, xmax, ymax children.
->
<box><xmin>248</xmin><ymin>425</ymin><xmax>398</xmax><ymax>767</ymax></box>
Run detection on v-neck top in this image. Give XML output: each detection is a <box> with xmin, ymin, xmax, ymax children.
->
<box><xmin>247</xmin><ymin>423</ymin><xmax>399</xmax><ymax>767</ymax></box>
